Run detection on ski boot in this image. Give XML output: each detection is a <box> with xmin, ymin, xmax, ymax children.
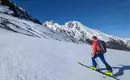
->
<box><xmin>105</xmin><ymin>71</ymin><xmax>113</xmax><ymax>76</ymax></box>
<box><xmin>90</xmin><ymin>66</ymin><xmax>97</xmax><ymax>70</ymax></box>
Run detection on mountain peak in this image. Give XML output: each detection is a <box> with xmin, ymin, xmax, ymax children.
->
<box><xmin>65</xmin><ymin>21</ymin><xmax>84</xmax><ymax>29</ymax></box>
<box><xmin>0</xmin><ymin>0</ymin><xmax>41</xmax><ymax>24</ymax></box>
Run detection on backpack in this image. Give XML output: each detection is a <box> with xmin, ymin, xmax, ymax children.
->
<box><xmin>98</xmin><ymin>40</ymin><xmax>107</xmax><ymax>54</ymax></box>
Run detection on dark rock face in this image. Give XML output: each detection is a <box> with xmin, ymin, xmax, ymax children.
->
<box><xmin>0</xmin><ymin>0</ymin><xmax>41</xmax><ymax>24</ymax></box>
<box><xmin>106</xmin><ymin>39</ymin><xmax>130</xmax><ymax>51</ymax></box>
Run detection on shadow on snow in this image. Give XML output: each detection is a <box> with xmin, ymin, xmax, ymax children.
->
<box><xmin>99</xmin><ymin>65</ymin><xmax>130</xmax><ymax>77</ymax></box>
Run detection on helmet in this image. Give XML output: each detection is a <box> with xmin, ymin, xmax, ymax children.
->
<box><xmin>92</xmin><ymin>36</ymin><xmax>97</xmax><ymax>40</ymax></box>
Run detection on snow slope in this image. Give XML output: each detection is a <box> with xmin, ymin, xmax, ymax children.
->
<box><xmin>0</xmin><ymin>28</ymin><xmax>129</xmax><ymax>80</ymax></box>
<box><xmin>0</xmin><ymin>3</ymin><xmax>78</xmax><ymax>43</ymax></box>
<box><xmin>0</xmin><ymin>13</ymin><xmax>77</xmax><ymax>43</ymax></box>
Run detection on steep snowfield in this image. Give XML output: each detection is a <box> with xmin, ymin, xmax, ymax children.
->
<box><xmin>0</xmin><ymin>13</ymin><xmax>77</xmax><ymax>42</ymax></box>
<box><xmin>0</xmin><ymin>5</ymin><xmax>13</xmax><ymax>14</ymax></box>
<box><xmin>0</xmin><ymin>28</ymin><xmax>129</xmax><ymax>80</ymax></box>
<box><xmin>0</xmin><ymin>3</ymin><xmax>78</xmax><ymax>43</ymax></box>
<box><xmin>0</xmin><ymin>0</ymin><xmax>41</xmax><ymax>24</ymax></box>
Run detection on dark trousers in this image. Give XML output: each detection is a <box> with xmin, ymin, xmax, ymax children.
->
<box><xmin>92</xmin><ymin>54</ymin><xmax>113</xmax><ymax>72</ymax></box>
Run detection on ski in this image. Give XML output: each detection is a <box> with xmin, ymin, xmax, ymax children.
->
<box><xmin>78</xmin><ymin>62</ymin><xmax>120</xmax><ymax>80</ymax></box>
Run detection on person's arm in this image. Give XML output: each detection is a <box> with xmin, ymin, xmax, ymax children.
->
<box><xmin>92</xmin><ymin>42</ymin><xmax>97</xmax><ymax>57</ymax></box>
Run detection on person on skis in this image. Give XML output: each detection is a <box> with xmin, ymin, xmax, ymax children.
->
<box><xmin>90</xmin><ymin>36</ymin><xmax>113</xmax><ymax>76</ymax></box>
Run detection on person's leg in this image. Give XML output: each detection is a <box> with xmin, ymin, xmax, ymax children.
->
<box><xmin>99</xmin><ymin>55</ymin><xmax>113</xmax><ymax>72</ymax></box>
<box><xmin>91</xmin><ymin>55</ymin><xmax>97</xmax><ymax>67</ymax></box>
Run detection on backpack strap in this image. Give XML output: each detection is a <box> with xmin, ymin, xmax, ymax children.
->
<box><xmin>100</xmin><ymin>42</ymin><xmax>105</xmax><ymax>51</ymax></box>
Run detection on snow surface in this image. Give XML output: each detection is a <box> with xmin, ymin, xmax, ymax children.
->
<box><xmin>0</xmin><ymin>13</ymin><xmax>77</xmax><ymax>43</ymax></box>
<box><xmin>0</xmin><ymin>5</ymin><xmax>13</xmax><ymax>14</ymax></box>
<box><xmin>0</xmin><ymin>28</ymin><xmax>129</xmax><ymax>80</ymax></box>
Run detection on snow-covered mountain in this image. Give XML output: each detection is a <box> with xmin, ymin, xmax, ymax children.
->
<box><xmin>43</xmin><ymin>21</ymin><xmax>130</xmax><ymax>51</ymax></box>
<box><xmin>0</xmin><ymin>0</ymin><xmax>78</xmax><ymax>43</ymax></box>
<box><xmin>0</xmin><ymin>0</ymin><xmax>41</xmax><ymax>24</ymax></box>
<box><xmin>125</xmin><ymin>38</ymin><xmax>130</xmax><ymax>41</ymax></box>
<box><xmin>125</xmin><ymin>38</ymin><xmax>130</xmax><ymax>47</ymax></box>
<box><xmin>0</xmin><ymin>0</ymin><xmax>130</xmax><ymax>51</ymax></box>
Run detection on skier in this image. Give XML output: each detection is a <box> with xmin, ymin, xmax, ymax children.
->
<box><xmin>90</xmin><ymin>36</ymin><xmax>113</xmax><ymax>76</ymax></box>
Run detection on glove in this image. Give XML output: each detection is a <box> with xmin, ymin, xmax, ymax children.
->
<box><xmin>91</xmin><ymin>53</ymin><xmax>96</xmax><ymax>58</ymax></box>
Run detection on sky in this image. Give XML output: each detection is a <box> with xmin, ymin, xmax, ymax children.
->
<box><xmin>12</xmin><ymin>0</ymin><xmax>130</xmax><ymax>38</ymax></box>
